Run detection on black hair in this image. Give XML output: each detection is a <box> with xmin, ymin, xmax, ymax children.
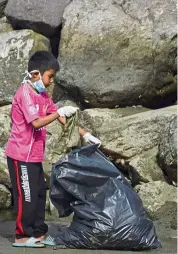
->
<box><xmin>28</xmin><ymin>51</ymin><xmax>60</xmax><ymax>74</ymax></box>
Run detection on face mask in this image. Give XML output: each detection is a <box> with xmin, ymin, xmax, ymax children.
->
<box><xmin>31</xmin><ymin>77</ymin><xmax>46</xmax><ymax>93</ymax></box>
<box><xmin>22</xmin><ymin>70</ymin><xmax>46</xmax><ymax>93</ymax></box>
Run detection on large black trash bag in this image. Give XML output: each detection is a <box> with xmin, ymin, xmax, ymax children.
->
<box><xmin>50</xmin><ymin>144</ymin><xmax>161</xmax><ymax>250</ymax></box>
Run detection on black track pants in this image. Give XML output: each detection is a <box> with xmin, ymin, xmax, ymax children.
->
<box><xmin>7</xmin><ymin>157</ymin><xmax>48</xmax><ymax>239</ymax></box>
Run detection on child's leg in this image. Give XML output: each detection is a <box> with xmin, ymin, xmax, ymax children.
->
<box><xmin>33</xmin><ymin>163</ymin><xmax>48</xmax><ymax>238</ymax></box>
<box><xmin>7</xmin><ymin>157</ymin><xmax>45</xmax><ymax>240</ymax></box>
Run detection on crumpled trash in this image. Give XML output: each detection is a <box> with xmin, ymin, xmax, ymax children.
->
<box><xmin>50</xmin><ymin>144</ymin><xmax>161</xmax><ymax>250</ymax></box>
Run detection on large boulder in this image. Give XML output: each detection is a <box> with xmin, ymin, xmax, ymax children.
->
<box><xmin>0</xmin><ymin>30</ymin><xmax>50</xmax><ymax>105</ymax></box>
<box><xmin>0</xmin><ymin>0</ymin><xmax>7</xmax><ymax>18</ymax></box>
<box><xmin>58</xmin><ymin>0</ymin><xmax>177</xmax><ymax>108</ymax></box>
<box><xmin>5</xmin><ymin>0</ymin><xmax>72</xmax><ymax>37</ymax></box>
<box><xmin>157</xmin><ymin>116</ymin><xmax>177</xmax><ymax>185</ymax></box>
<box><xmin>136</xmin><ymin>181</ymin><xmax>177</xmax><ymax>230</ymax></box>
<box><xmin>79</xmin><ymin>105</ymin><xmax>177</xmax><ymax>183</ymax></box>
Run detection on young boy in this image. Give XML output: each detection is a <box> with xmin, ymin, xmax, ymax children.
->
<box><xmin>5</xmin><ymin>51</ymin><xmax>101</xmax><ymax>248</ymax></box>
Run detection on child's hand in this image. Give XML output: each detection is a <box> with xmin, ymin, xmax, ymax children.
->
<box><xmin>57</xmin><ymin>106</ymin><xmax>78</xmax><ymax>117</ymax></box>
<box><xmin>83</xmin><ymin>133</ymin><xmax>101</xmax><ymax>147</ymax></box>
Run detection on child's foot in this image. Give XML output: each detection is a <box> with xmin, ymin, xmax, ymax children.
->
<box><xmin>15</xmin><ymin>238</ymin><xmax>29</xmax><ymax>243</ymax></box>
<box><xmin>35</xmin><ymin>235</ymin><xmax>45</xmax><ymax>241</ymax></box>
<box><xmin>13</xmin><ymin>237</ymin><xmax>45</xmax><ymax>248</ymax></box>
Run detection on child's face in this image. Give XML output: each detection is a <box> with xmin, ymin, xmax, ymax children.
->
<box><xmin>30</xmin><ymin>68</ymin><xmax>56</xmax><ymax>88</ymax></box>
<box><xmin>41</xmin><ymin>68</ymin><xmax>56</xmax><ymax>87</ymax></box>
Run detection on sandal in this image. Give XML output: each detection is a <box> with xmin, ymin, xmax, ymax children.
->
<box><xmin>12</xmin><ymin>237</ymin><xmax>45</xmax><ymax>248</ymax></box>
<box><xmin>41</xmin><ymin>235</ymin><xmax>56</xmax><ymax>246</ymax></box>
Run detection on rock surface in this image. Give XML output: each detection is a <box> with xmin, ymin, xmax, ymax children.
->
<box><xmin>0</xmin><ymin>0</ymin><xmax>7</xmax><ymax>18</ymax></box>
<box><xmin>0</xmin><ymin>105</ymin><xmax>11</xmax><ymax>146</ymax></box>
<box><xmin>0</xmin><ymin>184</ymin><xmax>11</xmax><ymax>209</ymax></box>
<box><xmin>136</xmin><ymin>181</ymin><xmax>177</xmax><ymax>229</ymax></box>
<box><xmin>79</xmin><ymin>105</ymin><xmax>177</xmax><ymax>182</ymax></box>
<box><xmin>157</xmin><ymin>116</ymin><xmax>177</xmax><ymax>185</ymax></box>
<box><xmin>5</xmin><ymin>0</ymin><xmax>72</xmax><ymax>37</ymax></box>
<box><xmin>0</xmin><ymin>154</ymin><xmax>11</xmax><ymax>188</ymax></box>
<box><xmin>0</xmin><ymin>30</ymin><xmax>50</xmax><ymax>105</ymax></box>
<box><xmin>45</xmin><ymin>111</ymin><xmax>81</xmax><ymax>164</ymax></box>
<box><xmin>0</xmin><ymin>16</ymin><xmax>13</xmax><ymax>33</ymax></box>
<box><xmin>0</xmin><ymin>106</ymin><xmax>12</xmax><ymax>190</ymax></box>
<box><xmin>58</xmin><ymin>0</ymin><xmax>177</xmax><ymax>108</ymax></box>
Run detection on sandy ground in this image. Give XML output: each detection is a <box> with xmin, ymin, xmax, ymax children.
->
<box><xmin>0</xmin><ymin>220</ymin><xmax>177</xmax><ymax>254</ymax></box>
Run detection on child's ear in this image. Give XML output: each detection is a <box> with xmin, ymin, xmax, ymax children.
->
<box><xmin>32</xmin><ymin>72</ymin><xmax>40</xmax><ymax>80</ymax></box>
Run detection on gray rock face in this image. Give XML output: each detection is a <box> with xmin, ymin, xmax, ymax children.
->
<box><xmin>157</xmin><ymin>116</ymin><xmax>177</xmax><ymax>185</ymax></box>
<box><xmin>136</xmin><ymin>181</ymin><xmax>177</xmax><ymax>229</ymax></box>
<box><xmin>58</xmin><ymin>0</ymin><xmax>177</xmax><ymax>108</ymax></box>
<box><xmin>0</xmin><ymin>147</ymin><xmax>11</xmax><ymax>188</ymax></box>
<box><xmin>0</xmin><ymin>184</ymin><xmax>11</xmax><ymax>209</ymax></box>
<box><xmin>0</xmin><ymin>105</ymin><xmax>11</xmax><ymax>147</ymax></box>
<box><xmin>45</xmin><ymin>112</ymin><xmax>80</xmax><ymax>164</ymax></box>
<box><xmin>80</xmin><ymin>106</ymin><xmax>177</xmax><ymax>158</ymax></box>
<box><xmin>0</xmin><ymin>30</ymin><xmax>50</xmax><ymax>105</ymax></box>
<box><xmin>5</xmin><ymin>0</ymin><xmax>72</xmax><ymax>37</ymax></box>
<box><xmin>0</xmin><ymin>106</ymin><xmax>11</xmax><ymax>189</ymax></box>
<box><xmin>79</xmin><ymin>105</ymin><xmax>177</xmax><ymax>182</ymax></box>
<box><xmin>0</xmin><ymin>162</ymin><xmax>11</xmax><ymax>188</ymax></box>
<box><xmin>0</xmin><ymin>16</ymin><xmax>13</xmax><ymax>33</ymax></box>
<box><xmin>0</xmin><ymin>0</ymin><xmax>7</xmax><ymax>18</ymax></box>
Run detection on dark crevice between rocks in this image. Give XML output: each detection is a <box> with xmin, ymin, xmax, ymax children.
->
<box><xmin>0</xmin><ymin>101</ymin><xmax>11</xmax><ymax>107</ymax></box>
<box><xmin>57</xmin><ymin>81</ymin><xmax>177</xmax><ymax>109</ymax></box>
<box><xmin>49</xmin><ymin>24</ymin><xmax>62</xmax><ymax>58</ymax></box>
<box><xmin>113</xmin><ymin>162</ymin><xmax>142</xmax><ymax>187</ymax></box>
<box><xmin>100</xmin><ymin>146</ymin><xmax>146</xmax><ymax>187</ymax></box>
<box><xmin>142</xmin><ymin>82</ymin><xmax>177</xmax><ymax>109</ymax></box>
<box><xmin>55</xmin><ymin>81</ymin><xmax>88</xmax><ymax>110</ymax></box>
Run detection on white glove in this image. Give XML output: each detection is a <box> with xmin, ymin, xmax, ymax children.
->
<box><xmin>57</xmin><ymin>106</ymin><xmax>78</xmax><ymax>117</ymax></box>
<box><xmin>83</xmin><ymin>132</ymin><xmax>101</xmax><ymax>146</ymax></box>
